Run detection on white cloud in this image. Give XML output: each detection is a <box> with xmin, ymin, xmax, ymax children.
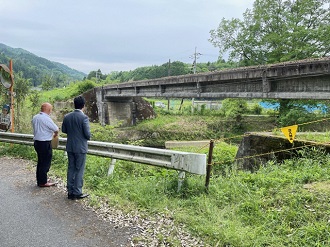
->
<box><xmin>0</xmin><ymin>0</ymin><xmax>255</xmax><ymax>74</ymax></box>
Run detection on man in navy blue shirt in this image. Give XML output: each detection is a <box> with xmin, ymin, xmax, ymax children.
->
<box><xmin>62</xmin><ymin>96</ymin><xmax>91</xmax><ymax>200</ymax></box>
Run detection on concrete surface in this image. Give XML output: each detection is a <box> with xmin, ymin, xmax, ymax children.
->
<box><xmin>0</xmin><ymin>156</ymin><xmax>136</xmax><ymax>247</ymax></box>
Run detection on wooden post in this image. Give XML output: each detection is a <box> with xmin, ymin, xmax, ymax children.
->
<box><xmin>179</xmin><ymin>98</ymin><xmax>184</xmax><ymax>111</ymax></box>
<box><xmin>205</xmin><ymin>140</ymin><xmax>214</xmax><ymax>192</ymax></box>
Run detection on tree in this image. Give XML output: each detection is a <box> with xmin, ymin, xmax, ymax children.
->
<box><xmin>41</xmin><ymin>73</ymin><xmax>56</xmax><ymax>91</ymax></box>
<box><xmin>221</xmin><ymin>98</ymin><xmax>249</xmax><ymax>131</ymax></box>
<box><xmin>209</xmin><ymin>0</ymin><xmax>330</xmax><ymax>66</ymax></box>
<box><xmin>29</xmin><ymin>90</ymin><xmax>41</xmax><ymax>116</ymax></box>
<box><xmin>14</xmin><ymin>72</ymin><xmax>32</xmax><ymax>131</ymax></box>
<box><xmin>209</xmin><ymin>0</ymin><xmax>330</xmax><ymax>125</ymax></box>
<box><xmin>87</xmin><ymin>69</ymin><xmax>105</xmax><ymax>81</ymax></box>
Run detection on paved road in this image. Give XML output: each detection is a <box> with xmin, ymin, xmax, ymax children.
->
<box><xmin>0</xmin><ymin>156</ymin><xmax>136</xmax><ymax>247</ymax></box>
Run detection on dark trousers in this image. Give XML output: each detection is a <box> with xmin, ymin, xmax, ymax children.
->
<box><xmin>34</xmin><ymin>140</ymin><xmax>52</xmax><ymax>185</ymax></box>
<box><xmin>67</xmin><ymin>152</ymin><xmax>86</xmax><ymax>196</ymax></box>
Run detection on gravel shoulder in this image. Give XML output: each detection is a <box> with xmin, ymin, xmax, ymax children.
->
<box><xmin>0</xmin><ymin>156</ymin><xmax>205</xmax><ymax>247</ymax></box>
<box><xmin>0</xmin><ymin>156</ymin><xmax>136</xmax><ymax>247</ymax></box>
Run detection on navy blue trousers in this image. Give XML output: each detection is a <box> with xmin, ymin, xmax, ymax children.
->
<box><xmin>66</xmin><ymin>152</ymin><xmax>86</xmax><ymax>196</ymax></box>
<box><xmin>34</xmin><ymin>140</ymin><xmax>52</xmax><ymax>185</ymax></box>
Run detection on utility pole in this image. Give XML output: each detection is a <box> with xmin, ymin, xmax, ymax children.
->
<box><xmin>190</xmin><ymin>47</ymin><xmax>201</xmax><ymax>114</ymax></box>
<box><xmin>95</xmin><ymin>70</ymin><xmax>101</xmax><ymax>82</ymax></box>
<box><xmin>190</xmin><ymin>47</ymin><xmax>201</xmax><ymax>74</ymax></box>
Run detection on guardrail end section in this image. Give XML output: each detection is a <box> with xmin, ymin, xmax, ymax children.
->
<box><xmin>171</xmin><ymin>153</ymin><xmax>206</xmax><ymax>175</ymax></box>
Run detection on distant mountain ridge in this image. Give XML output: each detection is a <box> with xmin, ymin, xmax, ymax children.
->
<box><xmin>0</xmin><ymin>43</ymin><xmax>86</xmax><ymax>86</ymax></box>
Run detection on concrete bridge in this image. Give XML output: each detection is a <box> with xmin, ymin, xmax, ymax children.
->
<box><xmin>85</xmin><ymin>57</ymin><xmax>330</xmax><ymax>126</ymax></box>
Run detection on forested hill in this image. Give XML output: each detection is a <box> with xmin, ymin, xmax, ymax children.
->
<box><xmin>0</xmin><ymin>43</ymin><xmax>85</xmax><ymax>87</ymax></box>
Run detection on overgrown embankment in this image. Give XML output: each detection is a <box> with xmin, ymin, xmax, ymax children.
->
<box><xmin>114</xmin><ymin>115</ymin><xmax>278</xmax><ymax>147</ymax></box>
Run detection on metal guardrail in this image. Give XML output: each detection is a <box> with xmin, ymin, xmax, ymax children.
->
<box><xmin>0</xmin><ymin>132</ymin><xmax>206</xmax><ymax>190</ymax></box>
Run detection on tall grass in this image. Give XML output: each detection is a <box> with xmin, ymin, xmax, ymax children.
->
<box><xmin>2</xmin><ymin>142</ymin><xmax>330</xmax><ymax>246</ymax></box>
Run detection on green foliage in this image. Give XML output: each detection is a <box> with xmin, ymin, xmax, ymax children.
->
<box><xmin>211</xmin><ymin>142</ymin><xmax>238</xmax><ymax>175</ymax></box>
<box><xmin>41</xmin><ymin>74</ymin><xmax>56</xmax><ymax>91</ymax></box>
<box><xmin>209</xmin><ymin>0</ymin><xmax>330</xmax><ymax>65</ymax></box>
<box><xmin>221</xmin><ymin>98</ymin><xmax>248</xmax><ymax>117</ymax></box>
<box><xmin>76</xmin><ymin>80</ymin><xmax>96</xmax><ymax>96</ymax></box>
<box><xmin>4</xmin><ymin>31</ymin><xmax>330</xmax><ymax>245</ymax></box>
<box><xmin>41</xmin><ymin>80</ymin><xmax>96</xmax><ymax>102</ymax></box>
<box><xmin>274</xmin><ymin>99</ymin><xmax>328</xmax><ymax>127</ymax></box>
<box><xmin>28</xmin><ymin>90</ymin><xmax>41</xmax><ymax>115</ymax></box>
<box><xmin>219</xmin><ymin>99</ymin><xmax>249</xmax><ymax>132</ymax></box>
<box><xmin>89</xmin><ymin>123</ymin><xmax>117</xmax><ymax>142</ymax></box>
<box><xmin>105</xmin><ymin>60</ymin><xmax>238</xmax><ymax>83</ymax></box>
<box><xmin>277</xmin><ymin>108</ymin><xmax>318</xmax><ymax>127</ymax></box>
<box><xmin>133</xmin><ymin>115</ymin><xmax>217</xmax><ymax>146</ymax></box>
<box><xmin>14</xmin><ymin>72</ymin><xmax>32</xmax><ymax>131</ymax></box>
<box><xmin>14</xmin><ymin>72</ymin><xmax>31</xmax><ymax>104</ymax></box>
<box><xmin>251</xmin><ymin>103</ymin><xmax>263</xmax><ymax>115</ymax></box>
<box><xmin>86</xmin><ymin>69</ymin><xmax>106</xmax><ymax>81</ymax></box>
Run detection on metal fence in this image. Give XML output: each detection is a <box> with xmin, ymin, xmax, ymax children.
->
<box><xmin>0</xmin><ymin>132</ymin><xmax>207</xmax><ymax>190</ymax></box>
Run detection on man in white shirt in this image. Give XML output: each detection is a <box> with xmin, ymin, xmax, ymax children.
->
<box><xmin>32</xmin><ymin>102</ymin><xmax>59</xmax><ymax>187</ymax></box>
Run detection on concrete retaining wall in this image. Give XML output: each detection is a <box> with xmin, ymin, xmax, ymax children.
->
<box><xmin>236</xmin><ymin>132</ymin><xmax>330</xmax><ymax>171</ymax></box>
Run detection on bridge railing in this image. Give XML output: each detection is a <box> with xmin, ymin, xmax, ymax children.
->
<box><xmin>0</xmin><ymin>132</ymin><xmax>206</xmax><ymax>190</ymax></box>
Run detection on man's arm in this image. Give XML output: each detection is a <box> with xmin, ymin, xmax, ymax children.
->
<box><xmin>61</xmin><ymin>118</ymin><xmax>67</xmax><ymax>134</ymax></box>
<box><xmin>82</xmin><ymin>116</ymin><xmax>91</xmax><ymax>140</ymax></box>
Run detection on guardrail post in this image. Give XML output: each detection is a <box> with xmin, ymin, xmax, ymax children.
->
<box><xmin>177</xmin><ymin>171</ymin><xmax>185</xmax><ymax>192</ymax></box>
<box><xmin>107</xmin><ymin>158</ymin><xmax>117</xmax><ymax>176</ymax></box>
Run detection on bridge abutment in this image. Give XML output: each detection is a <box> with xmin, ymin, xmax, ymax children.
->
<box><xmin>93</xmin><ymin>88</ymin><xmax>155</xmax><ymax>127</ymax></box>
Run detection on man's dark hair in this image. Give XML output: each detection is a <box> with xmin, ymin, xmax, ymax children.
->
<box><xmin>74</xmin><ymin>96</ymin><xmax>85</xmax><ymax>109</ymax></box>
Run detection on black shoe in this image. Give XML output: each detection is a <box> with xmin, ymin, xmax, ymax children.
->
<box><xmin>68</xmin><ymin>193</ymin><xmax>75</xmax><ymax>200</ymax></box>
<box><xmin>73</xmin><ymin>194</ymin><xmax>89</xmax><ymax>200</ymax></box>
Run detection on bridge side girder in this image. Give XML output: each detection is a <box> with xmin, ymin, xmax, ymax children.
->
<box><xmin>100</xmin><ymin>57</ymin><xmax>330</xmax><ymax>100</ymax></box>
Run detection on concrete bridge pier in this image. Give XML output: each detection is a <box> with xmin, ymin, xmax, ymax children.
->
<box><xmin>94</xmin><ymin>87</ymin><xmax>134</xmax><ymax>126</ymax></box>
<box><xmin>98</xmin><ymin>96</ymin><xmax>135</xmax><ymax>127</ymax></box>
<box><xmin>91</xmin><ymin>87</ymin><xmax>155</xmax><ymax>127</ymax></box>
<box><xmin>106</xmin><ymin>97</ymin><xmax>136</xmax><ymax>126</ymax></box>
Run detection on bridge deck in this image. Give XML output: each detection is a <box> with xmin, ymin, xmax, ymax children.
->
<box><xmin>99</xmin><ymin>57</ymin><xmax>330</xmax><ymax>100</ymax></box>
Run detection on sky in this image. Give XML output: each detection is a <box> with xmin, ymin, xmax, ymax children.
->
<box><xmin>0</xmin><ymin>0</ymin><xmax>255</xmax><ymax>75</ymax></box>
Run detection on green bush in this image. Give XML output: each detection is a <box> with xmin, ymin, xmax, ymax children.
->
<box><xmin>278</xmin><ymin>108</ymin><xmax>317</xmax><ymax>127</ymax></box>
<box><xmin>76</xmin><ymin>80</ymin><xmax>96</xmax><ymax>96</ymax></box>
<box><xmin>90</xmin><ymin>124</ymin><xmax>117</xmax><ymax>142</ymax></box>
<box><xmin>251</xmin><ymin>103</ymin><xmax>263</xmax><ymax>115</ymax></box>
